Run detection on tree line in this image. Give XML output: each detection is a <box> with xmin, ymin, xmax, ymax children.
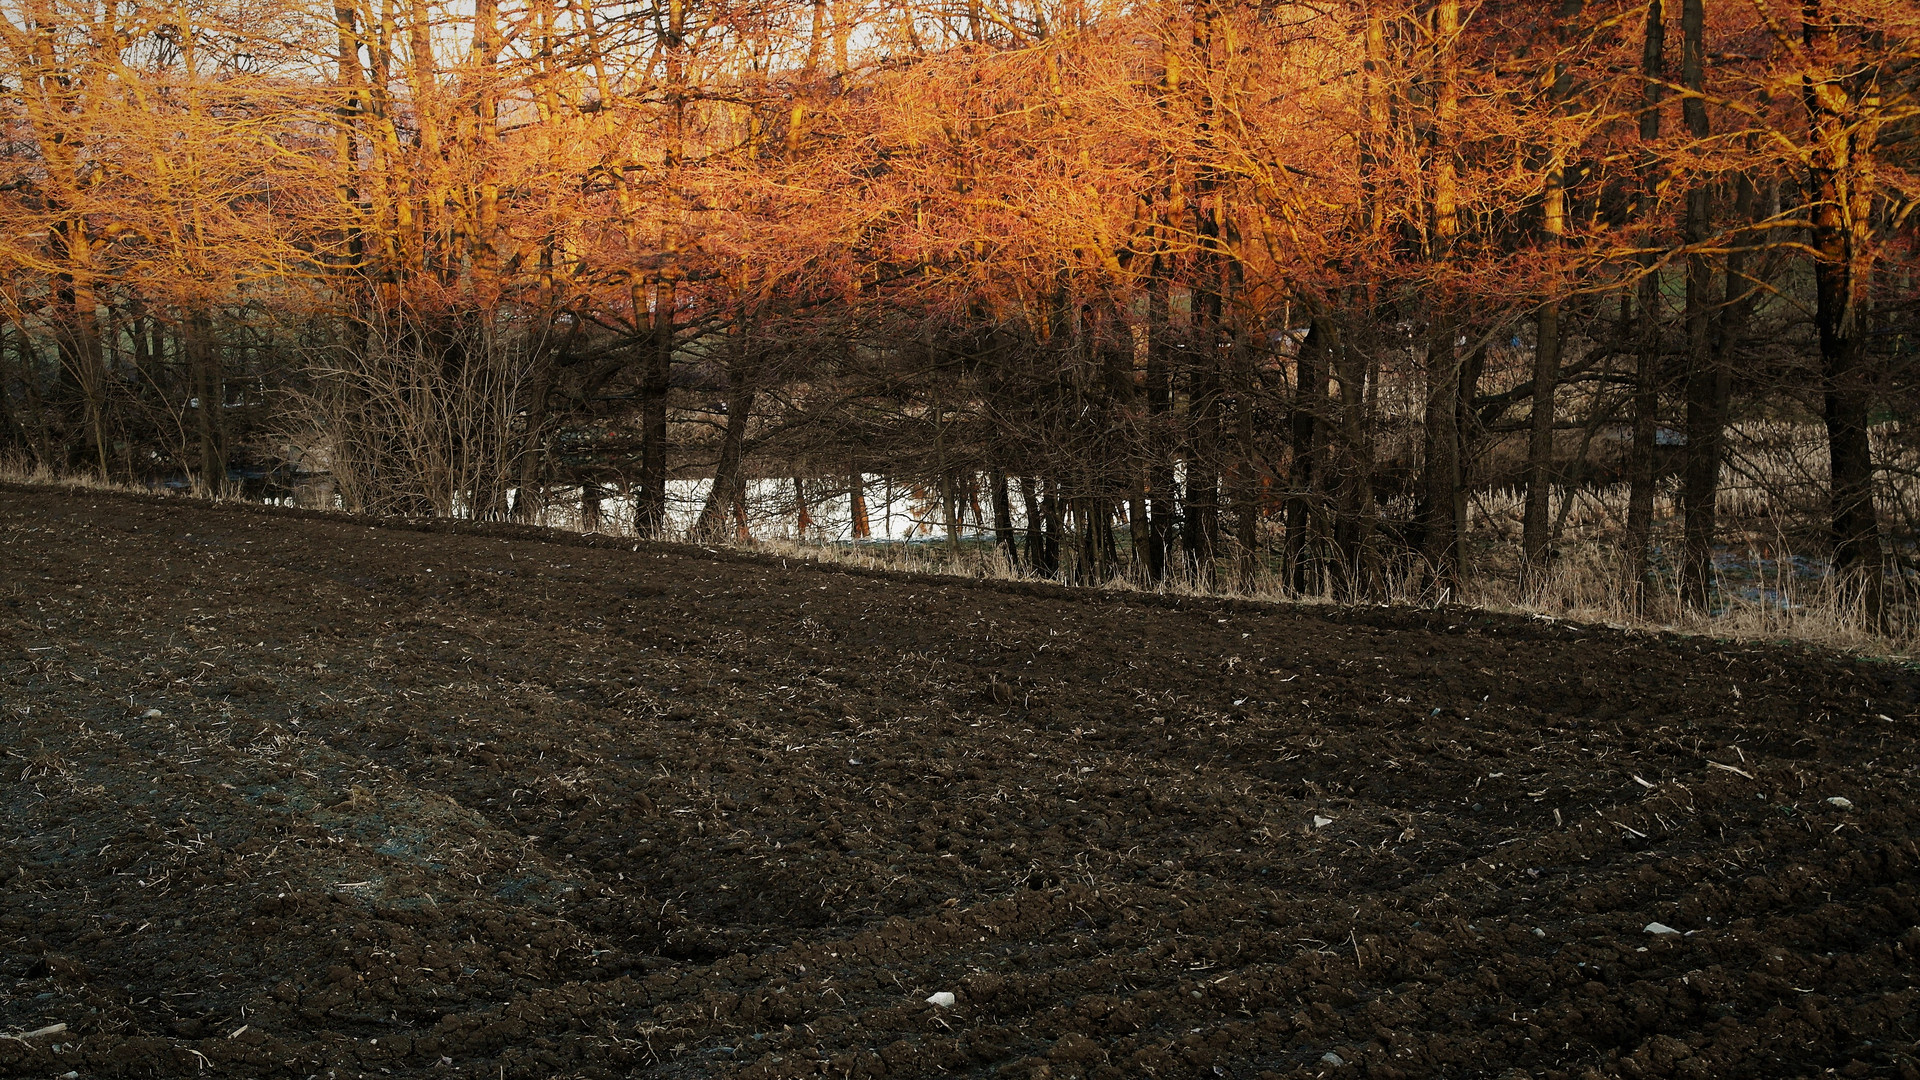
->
<box><xmin>1</xmin><ymin>0</ymin><xmax>1916</xmax><ymax>610</ymax></box>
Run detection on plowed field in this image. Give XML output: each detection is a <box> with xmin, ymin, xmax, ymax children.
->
<box><xmin>3</xmin><ymin>484</ymin><xmax>1917</xmax><ymax>1080</ymax></box>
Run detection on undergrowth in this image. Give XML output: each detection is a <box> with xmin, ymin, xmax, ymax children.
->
<box><xmin>5</xmin><ymin>459</ymin><xmax>1912</xmax><ymax>659</ymax></box>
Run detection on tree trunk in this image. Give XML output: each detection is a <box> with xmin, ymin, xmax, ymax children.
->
<box><xmin>1420</xmin><ymin>316</ymin><xmax>1461</xmax><ymax>592</ymax></box>
<box><xmin>15</xmin><ymin>326</ymin><xmax>52</xmax><ymax>469</ymax></box>
<box><xmin>1419</xmin><ymin>0</ymin><xmax>1463</xmax><ymax>594</ymax></box>
<box><xmin>1677</xmin><ymin>0</ymin><xmax>1721</xmax><ymax>609</ymax></box>
<box><xmin>635</xmin><ymin>0</ymin><xmax>689</xmax><ymax>537</ymax></box>
<box><xmin>0</xmin><ymin>322</ymin><xmax>25</xmax><ymax>459</ymax></box>
<box><xmin>1019</xmin><ymin>475</ymin><xmax>1047</xmax><ymax>573</ymax></box>
<box><xmin>1041</xmin><ymin>480</ymin><xmax>1064</xmax><ymax>577</ymax></box>
<box><xmin>1521</xmin><ymin>1</ymin><xmax>1583</xmax><ymax>576</ymax></box>
<box><xmin>1522</xmin><ymin>297</ymin><xmax>1562</xmax><ymax>575</ymax></box>
<box><xmin>1332</xmin><ymin>322</ymin><xmax>1376</xmax><ymax>599</ymax></box>
<box><xmin>52</xmin><ymin>265</ymin><xmax>109</xmax><ymax>481</ymax></box>
<box><xmin>850</xmin><ymin>467</ymin><xmax>871</xmax><ymax>540</ymax></box>
<box><xmin>1624</xmin><ymin>291</ymin><xmax>1661</xmax><ymax>604</ymax></box>
<box><xmin>1623</xmin><ymin>0</ymin><xmax>1666</xmax><ymax>607</ymax></box>
<box><xmin>793</xmin><ymin>476</ymin><xmax>813</xmax><ymax>536</ymax></box>
<box><xmin>694</xmin><ymin>367</ymin><xmax>755</xmax><ymax>541</ymax></box>
<box><xmin>635</xmin><ymin>283</ymin><xmax>675</xmax><ymax>537</ymax></box>
<box><xmin>1804</xmin><ymin>0</ymin><xmax>1883</xmax><ymax>611</ymax></box>
<box><xmin>188</xmin><ymin>313</ymin><xmax>227</xmax><ymax>497</ymax></box>
<box><xmin>1144</xmin><ymin>263</ymin><xmax>1175</xmax><ymax>582</ymax></box>
<box><xmin>991</xmin><ymin>467</ymin><xmax>1019</xmax><ymax>569</ymax></box>
<box><xmin>1453</xmin><ymin>340</ymin><xmax>1485</xmax><ymax>582</ymax></box>
<box><xmin>1287</xmin><ymin>319</ymin><xmax>1327</xmax><ymax>593</ymax></box>
<box><xmin>941</xmin><ymin>467</ymin><xmax>962</xmax><ymax>561</ymax></box>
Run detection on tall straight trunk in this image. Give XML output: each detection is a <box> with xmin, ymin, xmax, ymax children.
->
<box><xmin>1332</xmin><ymin>327</ymin><xmax>1376</xmax><ymax>598</ymax></box>
<box><xmin>1144</xmin><ymin>263</ymin><xmax>1176</xmax><ymax>581</ymax></box>
<box><xmin>1231</xmin><ymin>341</ymin><xmax>1259</xmax><ymax>588</ymax></box>
<box><xmin>1521</xmin><ymin>0</ymin><xmax>1583</xmax><ymax>575</ymax></box>
<box><xmin>1336</xmin><ymin>11</ymin><xmax>1387</xmax><ymax>598</ymax></box>
<box><xmin>933</xmin><ymin>375</ymin><xmax>961</xmax><ymax>560</ymax></box>
<box><xmin>830</xmin><ymin>0</ymin><xmax>852</xmax><ymax>73</ymax></box>
<box><xmin>990</xmin><ymin>468</ymin><xmax>1018</xmax><ymax>569</ymax></box>
<box><xmin>1183</xmin><ymin>352</ymin><xmax>1221</xmax><ymax>582</ymax></box>
<box><xmin>1420</xmin><ymin>315</ymin><xmax>1461</xmax><ymax>586</ymax></box>
<box><xmin>941</xmin><ymin>467</ymin><xmax>962</xmax><ymax>561</ymax></box>
<box><xmin>1677</xmin><ymin>0</ymin><xmax>1720</xmax><ymax>609</ymax></box>
<box><xmin>1419</xmin><ymin>0</ymin><xmax>1463</xmax><ymax>592</ymax></box>
<box><xmin>1803</xmin><ymin>0</ymin><xmax>1882</xmax><ymax>608</ymax></box>
<box><xmin>1101</xmin><ymin>304</ymin><xmax>1150</xmax><ymax>581</ymax></box>
<box><xmin>635</xmin><ymin>0</ymin><xmax>689</xmax><ymax>538</ymax></box>
<box><xmin>1183</xmin><ymin>0</ymin><xmax>1225</xmax><ymax>584</ymax></box>
<box><xmin>1076</xmin><ymin>497</ymin><xmax>1112</xmax><ymax>583</ymax></box>
<box><xmin>331</xmin><ymin>2</ymin><xmax>369</xmax><ymax>285</ymax></box>
<box><xmin>1625</xmin><ymin>294</ymin><xmax>1662</xmax><ymax>602</ymax></box>
<box><xmin>850</xmin><ymin>467</ymin><xmax>871</xmax><ymax>540</ymax></box>
<box><xmin>402</xmin><ymin>0</ymin><xmax>442</xmax><ymax>270</ymax></box>
<box><xmin>1041</xmin><ymin>479</ymin><xmax>1064</xmax><ymax>576</ymax></box>
<box><xmin>1287</xmin><ymin>319</ymin><xmax>1328</xmax><ymax>592</ymax></box>
<box><xmin>1624</xmin><ymin>0</ymin><xmax>1666</xmax><ymax>604</ymax></box>
<box><xmin>1522</xmin><ymin>296</ymin><xmax>1563</xmax><ymax>573</ymax></box>
<box><xmin>1018</xmin><ymin>475</ymin><xmax>1049</xmax><ymax>574</ymax></box>
<box><xmin>468</xmin><ymin>0</ymin><xmax>503</xmax><ymax>284</ymax></box>
<box><xmin>64</xmin><ymin>276</ymin><xmax>109</xmax><ymax>482</ymax></box>
<box><xmin>1145</xmin><ymin>25</ymin><xmax>1182</xmax><ymax>585</ymax></box>
<box><xmin>11</xmin><ymin>15</ymin><xmax>107</xmax><ymax>479</ymax></box>
<box><xmin>1127</xmin><ymin>486</ymin><xmax>1149</xmax><ymax>578</ymax></box>
<box><xmin>188</xmin><ymin>313</ymin><xmax>226</xmax><ymax>497</ymax></box>
<box><xmin>1684</xmin><ymin>172</ymin><xmax>1754</xmax><ymax>608</ymax></box>
<box><xmin>635</xmin><ymin>280</ymin><xmax>675</xmax><ymax>536</ymax></box>
<box><xmin>793</xmin><ymin>476</ymin><xmax>813</xmax><ymax>535</ymax></box>
<box><xmin>1454</xmin><ymin>343</ymin><xmax>1485</xmax><ymax>568</ymax></box>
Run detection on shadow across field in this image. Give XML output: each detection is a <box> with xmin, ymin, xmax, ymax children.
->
<box><xmin>2</xmin><ymin>485</ymin><xmax>1917</xmax><ymax>1079</ymax></box>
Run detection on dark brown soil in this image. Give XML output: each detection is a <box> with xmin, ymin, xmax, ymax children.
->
<box><xmin>3</xmin><ymin>484</ymin><xmax>1918</xmax><ymax>1080</ymax></box>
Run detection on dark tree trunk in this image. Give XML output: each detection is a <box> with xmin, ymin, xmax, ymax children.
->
<box><xmin>793</xmin><ymin>475</ymin><xmax>813</xmax><ymax>536</ymax></box>
<box><xmin>1287</xmin><ymin>319</ymin><xmax>1327</xmax><ymax>593</ymax></box>
<box><xmin>1804</xmin><ymin>0</ymin><xmax>1883</xmax><ymax>611</ymax></box>
<box><xmin>1037</xmin><ymin>479</ymin><xmax>1063</xmax><ymax>577</ymax></box>
<box><xmin>0</xmin><ymin>322</ymin><xmax>31</xmax><ymax>462</ymax></box>
<box><xmin>1453</xmin><ymin>340</ymin><xmax>1485</xmax><ymax>583</ymax></box>
<box><xmin>1183</xmin><ymin>291</ymin><xmax>1222</xmax><ymax>584</ymax></box>
<box><xmin>1624</xmin><ymin>291</ymin><xmax>1661</xmax><ymax>603</ymax></box>
<box><xmin>1521</xmin><ymin>0</ymin><xmax>1585</xmax><ymax>579</ymax></box>
<box><xmin>694</xmin><ymin>364</ymin><xmax>754</xmax><ymax>541</ymax></box>
<box><xmin>991</xmin><ymin>468</ymin><xmax>1018</xmax><ymax>569</ymax></box>
<box><xmin>12</xmin><ymin>326</ymin><xmax>52</xmax><ymax>468</ymax></box>
<box><xmin>634</xmin><ymin>280</ymin><xmax>674</xmax><ymax>537</ymax></box>
<box><xmin>1522</xmin><ymin>300</ymin><xmax>1562</xmax><ymax>574</ymax></box>
<box><xmin>849</xmin><ymin>467</ymin><xmax>871</xmax><ymax>540</ymax></box>
<box><xmin>1331</xmin><ymin>322</ymin><xmax>1376</xmax><ymax>599</ymax></box>
<box><xmin>188</xmin><ymin>313</ymin><xmax>227</xmax><ymax>498</ymax></box>
<box><xmin>511</xmin><ymin>352</ymin><xmax>556</xmax><ymax>524</ymax></box>
<box><xmin>1419</xmin><ymin>315</ymin><xmax>1461</xmax><ymax>591</ymax></box>
<box><xmin>1624</xmin><ymin>0</ymin><xmax>1667</xmax><ymax>607</ymax></box>
<box><xmin>1019</xmin><ymin>476</ymin><xmax>1055</xmax><ymax>576</ymax></box>
<box><xmin>1677</xmin><ymin>0</ymin><xmax>1722</xmax><ymax>609</ymax></box>
<box><xmin>1419</xmin><ymin>0</ymin><xmax>1463</xmax><ymax>594</ymax></box>
<box><xmin>1144</xmin><ymin>265</ymin><xmax>1176</xmax><ymax>582</ymax></box>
